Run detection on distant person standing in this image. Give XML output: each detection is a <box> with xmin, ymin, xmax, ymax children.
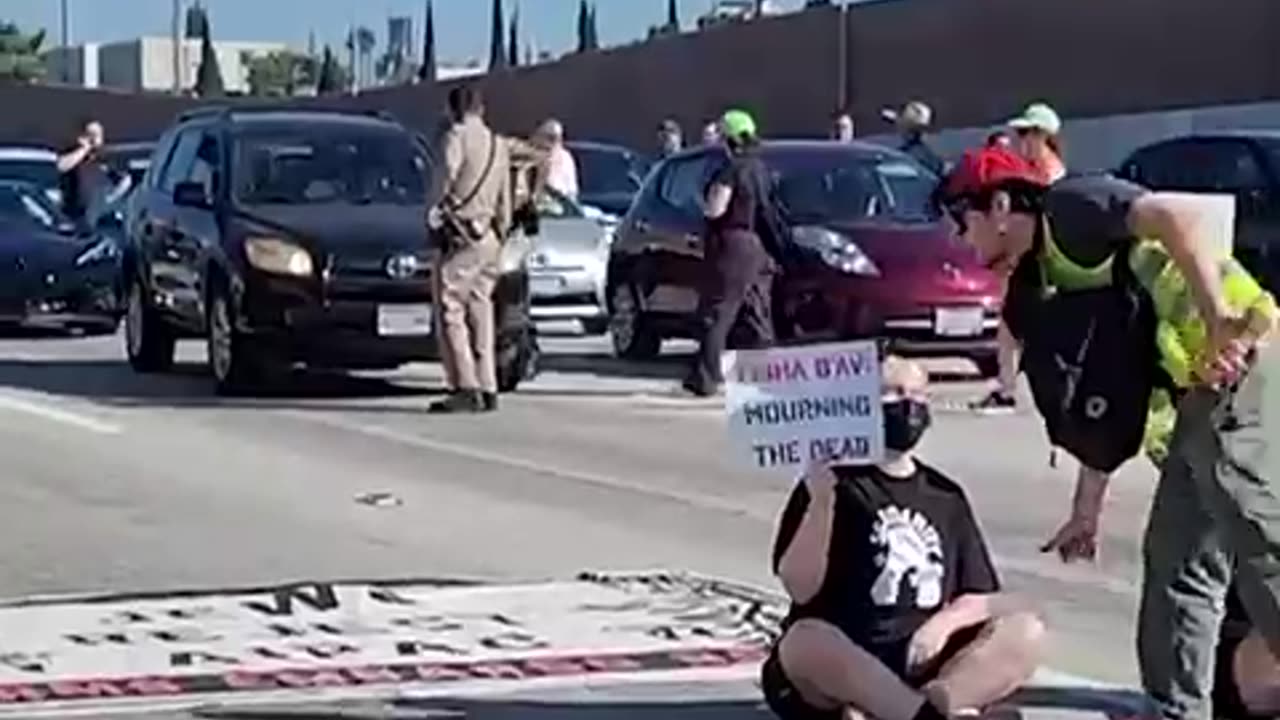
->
<box><xmin>882</xmin><ymin>101</ymin><xmax>945</xmax><ymax>176</ymax></box>
<box><xmin>533</xmin><ymin>118</ymin><xmax>578</xmax><ymax>200</ymax></box>
<box><xmin>427</xmin><ymin>85</ymin><xmax>511</xmax><ymax>414</ymax></box>
<box><xmin>682</xmin><ymin>109</ymin><xmax>779</xmax><ymax>398</ymax></box>
<box><xmin>702</xmin><ymin>121</ymin><xmax>723</xmax><ymax>147</ymax></box>
<box><xmin>831</xmin><ymin>110</ymin><xmax>855</xmax><ymax>142</ymax></box>
<box><xmin>56</xmin><ymin>118</ymin><xmax>105</xmax><ymax>222</ymax></box>
<box><xmin>657</xmin><ymin>119</ymin><xmax>684</xmax><ymax>158</ymax></box>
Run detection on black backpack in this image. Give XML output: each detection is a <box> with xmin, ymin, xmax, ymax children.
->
<box><xmin>1003</xmin><ymin>224</ymin><xmax>1166</xmax><ymax>474</ymax></box>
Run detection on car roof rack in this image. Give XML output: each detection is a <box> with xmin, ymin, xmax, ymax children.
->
<box><xmin>178</xmin><ymin>105</ymin><xmax>399</xmax><ymax>124</ymax></box>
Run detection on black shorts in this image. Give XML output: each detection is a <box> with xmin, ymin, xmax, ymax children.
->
<box><xmin>760</xmin><ymin>624</ymin><xmax>988</xmax><ymax>720</ymax></box>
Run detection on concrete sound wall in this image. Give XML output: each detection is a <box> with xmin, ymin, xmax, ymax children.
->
<box><xmin>0</xmin><ymin>0</ymin><xmax>1276</xmax><ymax>149</ymax></box>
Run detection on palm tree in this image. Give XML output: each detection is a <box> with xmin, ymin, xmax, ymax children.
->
<box><xmin>418</xmin><ymin>0</ymin><xmax>436</xmax><ymax>82</ymax></box>
<box><xmin>508</xmin><ymin>3</ymin><xmax>520</xmax><ymax>68</ymax></box>
<box><xmin>488</xmin><ymin>0</ymin><xmax>507</xmax><ymax>71</ymax></box>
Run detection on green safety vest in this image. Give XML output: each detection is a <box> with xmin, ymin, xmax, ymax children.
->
<box><xmin>1038</xmin><ymin>224</ymin><xmax>1277</xmax><ymax>466</ymax></box>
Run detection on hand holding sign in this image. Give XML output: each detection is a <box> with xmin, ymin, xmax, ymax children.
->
<box><xmin>724</xmin><ymin>340</ymin><xmax>883</xmax><ymax>471</ymax></box>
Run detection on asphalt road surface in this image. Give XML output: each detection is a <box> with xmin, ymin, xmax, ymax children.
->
<box><xmin>0</xmin><ymin>327</ymin><xmax>1158</xmax><ymax>691</ymax></box>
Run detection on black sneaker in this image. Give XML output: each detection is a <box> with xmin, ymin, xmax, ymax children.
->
<box><xmin>970</xmin><ymin>390</ymin><xmax>1016</xmax><ymax>414</ymax></box>
<box><xmin>428</xmin><ymin>390</ymin><xmax>484</xmax><ymax>414</ymax></box>
<box><xmin>481</xmin><ymin>392</ymin><xmax>499</xmax><ymax>412</ymax></box>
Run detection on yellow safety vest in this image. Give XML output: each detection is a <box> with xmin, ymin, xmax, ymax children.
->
<box><xmin>1038</xmin><ymin>228</ymin><xmax>1277</xmax><ymax>466</ymax></box>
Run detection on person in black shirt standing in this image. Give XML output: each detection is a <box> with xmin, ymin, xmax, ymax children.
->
<box><xmin>56</xmin><ymin>119</ymin><xmax>105</xmax><ymax>223</ymax></box>
<box><xmin>682</xmin><ymin>108</ymin><xmax>779</xmax><ymax>397</ymax></box>
<box><xmin>761</xmin><ymin>357</ymin><xmax>1044</xmax><ymax>720</ymax></box>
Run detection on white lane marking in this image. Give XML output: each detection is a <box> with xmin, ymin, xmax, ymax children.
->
<box><xmin>0</xmin><ymin>393</ymin><xmax>122</xmax><ymax>435</ymax></box>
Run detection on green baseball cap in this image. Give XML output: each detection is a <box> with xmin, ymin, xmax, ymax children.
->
<box><xmin>720</xmin><ymin>109</ymin><xmax>758</xmax><ymax>141</ymax></box>
<box><xmin>1007</xmin><ymin>102</ymin><xmax>1062</xmax><ymax>135</ymax></box>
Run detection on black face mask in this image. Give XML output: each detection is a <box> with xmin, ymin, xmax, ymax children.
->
<box><xmin>883</xmin><ymin>399</ymin><xmax>931</xmax><ymax>452</ymax></box>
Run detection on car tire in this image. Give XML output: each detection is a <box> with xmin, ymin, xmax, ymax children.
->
<box><xmin>496</xmin><ymin>326</ymin><xmax>540</xmax><ymax>393</ymax></box>
<box><xmin>206</xmin><ymin>283</ymin><xmax>267</xmax><ymax>396</ymax></box>
<box><xmin>124</xmin><ymin>280</ymin><xmax>176</xmax><ymax>373</ymax></box>
<box><xmin>973</xmin><ymin>353</ymin><xmax>1001</xmax><ymax>379</ymax></box>
<box><xmin>609</xmin><ymin>284</ymin><xmax>661</xmax><ymax>360</ymax></box>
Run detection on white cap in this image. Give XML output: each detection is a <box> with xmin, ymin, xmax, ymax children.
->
<box><xmin>1007</xmin><ymin>102</ymin><xmax>1062</xmax><ymax>135</ymax></box>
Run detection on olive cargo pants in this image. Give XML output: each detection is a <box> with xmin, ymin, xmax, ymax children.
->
<box><xmin>1138</xmin><ymin>339</ymin><xmax>1280</xmax><ymax>719</ymax></box>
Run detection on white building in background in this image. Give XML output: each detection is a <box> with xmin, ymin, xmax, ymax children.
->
<box><xmin>43</xmin><ymin>37</ymin><xmax>288</xmax><ymax>94</ymax></box>
<box><xmin>697</xmin><ymin>0</ymin><xmax>783</xmax><ymax>28</ymax></box>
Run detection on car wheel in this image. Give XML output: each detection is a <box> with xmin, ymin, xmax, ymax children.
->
<box><xmin>124</xmin><ymin>280</ymin><xmax>175</xmax><ymax>373</ymax></box>
<box><xmin>973</xmin><ymin>353</ymin><xmax>1001</xmax><ymax>379</ymax></box>
<box><xmin>496</xmin><ymin>326</ymin><xmax>540</xmax><ymax>393</ymax></box>
<box><xmin>609</xmin><ymin>284</ymin><xmax>661</xmax><ymax>360</ymax></box>
<box><xmin>206</xmin><ymin>284</ymin><xmax>266</xmax><ymax>396</ymax></box>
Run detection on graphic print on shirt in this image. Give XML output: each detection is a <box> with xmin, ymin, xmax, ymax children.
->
<box><xmin>869</xmin><ymin>506</ymin><xmax>945</xmax><ymax>608</ymax></box>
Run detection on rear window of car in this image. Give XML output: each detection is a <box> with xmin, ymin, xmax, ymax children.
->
<box><xmin>0</xmin><ymin>160</ymin><xmax>59</xmax><ymax>193</ymax></box>
<box><xmin>232</xmin><ymin>127</ymin><xmax>428</xmax><ymax>206</ymax></box>
<box><xmin>773</xmin><ymin>154</ymin><xmax>940</xmax><ymax>225</ymax></box>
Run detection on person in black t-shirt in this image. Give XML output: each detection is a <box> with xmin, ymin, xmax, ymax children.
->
<box><xmin>56</xmin><ymin>119</ymin><xmax>105</xmax><ymax>222</ymax></box>
<box><xmin>681</xmin><ymin>108</ymin><xmax>779</xmax><ymax>397</ymax></box>
<box><xmin>761</xmin><ymin>357</ymin><xmax>1044</xmax><ymax>720</ymax></box>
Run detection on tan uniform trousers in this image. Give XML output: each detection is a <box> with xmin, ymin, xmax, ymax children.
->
<box><xmin>432</xmin><ymin>232</ymin><xmax>501</xmax><ymax>394</ymax></box>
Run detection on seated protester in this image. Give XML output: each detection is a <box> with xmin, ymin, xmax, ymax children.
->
<box><xmin>1215</xmin><ymin>578</ymin><xmax>1280</xmax><ymax>719</ymax></box>
<box><xmin>761</xmin><ymin>356</ymin><xmax>1044</xmax><ymax>720</ymax></box>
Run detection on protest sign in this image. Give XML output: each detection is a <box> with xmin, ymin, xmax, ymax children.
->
<box><xmin>722</xmin><ymin>340</ymin><xmax>883</xmax><ymax>471</ymax></box>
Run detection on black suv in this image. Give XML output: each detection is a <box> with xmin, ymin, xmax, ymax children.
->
<box><xmin>1117</xmin><ymin>132</ymin><xmax>1280</xmax><ymax>292</ymax></box>
<box><xmin>123</xmin><ymin>108</ymin><xmax>537</xmax><ymax>394</ymax></box>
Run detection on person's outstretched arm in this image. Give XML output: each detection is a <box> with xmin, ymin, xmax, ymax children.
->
<box><xmin>775</xmin><ymin>462</ymin><xmax>838</xmax><ymax>604</ymax></box>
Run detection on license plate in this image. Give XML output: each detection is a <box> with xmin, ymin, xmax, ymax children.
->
<box><xmin>377</xmin><ymin>304</ymin><xmax>433</xmax><ymax>336</ymax></box>
<box><xmin>934</xmin><ymin>306</ymin><xmax>984</xmax><ymax>337</ymax></box>
<box><xmin>530</xmin><ymin>276</ymin><xmax>563</xmax><ymax>296</ymax></box>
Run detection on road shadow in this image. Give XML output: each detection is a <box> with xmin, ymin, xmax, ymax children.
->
<box><xmin>0</xmin><ymin>358</ymin><xmax>443</xmax><ymax>412</ymax></box>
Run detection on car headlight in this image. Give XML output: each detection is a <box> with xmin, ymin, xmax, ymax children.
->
<box><xmin>74</xmin><ymin>237</ymin><xmax>121</xmax><ymax>267</ymax></box>
<box><xmin>500</xmin><ymin>232</ymin><xmax>532</xmax><ymax>275</ymax></box>
<box><xmin>245</xmin><ymin>237</ymin><xmax>314</xmax><ymax>277</ymax></box>
<box><xmin>791</xmin><ymin>225</ymin><xmax>880</xmax><ymax>277</ymax></box>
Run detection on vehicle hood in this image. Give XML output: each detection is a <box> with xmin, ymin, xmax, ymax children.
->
<box><xmin>820</xmin><ymin>219</ymin><xmax>999</xmax><ymax>292</ymax></box>
<box><xmin>236</xmin><ymin>203</ymin><xmax>428</xmax><ymax>256</ymax></box>
<box><xmin>531</xmin><ymin>217</ymin><xmax>609</xmax><ymax>258</ymax></box>
<box><xmin>578</xmin><ymin>191</ymin><xmax>634</xmax><ymax>217</ymax></box>
<box><xmin>0</xmin><ymin>224</ymin><xmax>95</xmax><ymax>269</ymax></box>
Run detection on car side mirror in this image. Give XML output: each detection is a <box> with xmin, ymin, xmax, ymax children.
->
<box><xmin>173</xmin><ymin>181</ymin><xmax>210</xmax><ymax>208</ymax></box>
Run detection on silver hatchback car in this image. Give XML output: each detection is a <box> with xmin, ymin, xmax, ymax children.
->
<box><xmin>524</xmin><ymin>188</ymin><xmax>620</xmax><ymax>334</ymax></box>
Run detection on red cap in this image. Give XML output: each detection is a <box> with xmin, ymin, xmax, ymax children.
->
<box><xmin>942</xmin><ymin>146</ymin><xmax>1045</xmax><ymax>200</ymax></box>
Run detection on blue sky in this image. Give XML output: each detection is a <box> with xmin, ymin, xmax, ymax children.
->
<box><xmin>6</xmin><ymin>0</ymin><xmax>807</xmax><ymax>65</ymax></box>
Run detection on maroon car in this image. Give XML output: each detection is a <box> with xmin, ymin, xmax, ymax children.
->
<box><xmin>606</xmin><ymin>140</ymin><xmax>1002</xmax><ymax>375</ymax></box>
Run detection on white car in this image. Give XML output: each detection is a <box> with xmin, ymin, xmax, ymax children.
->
<box><xmin>523</xmin><ymin>188</ymin><xmax>620</xmax><ymax>334</ymax></box>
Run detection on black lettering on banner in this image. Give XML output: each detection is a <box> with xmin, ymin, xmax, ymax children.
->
<box><xmin>388</xmin><ymin>615</ymin><xmax>463</xmax><ymax>632</ymax></box>
<box><xmin>479</xmin><ymin>631</ymin><xmax>549</xmax><ymax>651</ymax></box>
<box><xmin>265</xmin><ymin>623</ymin><xmax>306</xmax><ymax>638</ymax></box>
<box><xmin>0</xmin><ymin>653</ymin><xmax>50</xmax><ymax>674</ymax></box>
<box><xmin>297</xmin><ymin>642</ymin><xmax>360</xmax><ymax>660</ymax></box>
<box><xmin>743</xmin><ymin>395</ymin><xmax>872</xmax><ymax>427</ymax></box>
<box><xmin>169</xmin><ymin>650</ymin><xmax>242</xmax><ymax>668</ymax></box>
<box><xmin>151</xmin><ymin>627</ymin><xmax>223</xmax><ymax>643</ymax></box>
<box><xmin>751</xmin><ymin>440</ymin><xmax>801</xmax><ymax>467</ymax></box>
<box><xmin>248</xmin><ymin>646</ymin><xmax>291</xmax><ymax>661</ymax></box>
<box><xmin>64</xmin><ymin>632</ymin><xmax>131</xmax><ymax>647</ymax></box>
<box><xmin>311</xmin><ymin>620</ymin><xmax>391</xmax><ymax>637</ymax></box>
<box><xmin>367</xmin><ymin>586</ymin><xmax>417</xmax><ymax>605</ymax></box>
<box><xmin>242</xmin><ymin>583</ymin><xmax>338</xmax><ymax>617</ymax></box>
<box><xmin>808</xmin><ymin>435</ymin><xmax>870</xmax><ymax>462</ymax></box>
<box><xmin>396</xmin><ymin>640</ymin><xmax>468</xmax><ymax>657</ymax></box>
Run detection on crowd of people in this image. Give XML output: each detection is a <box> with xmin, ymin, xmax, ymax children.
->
<box><xmin>426</xmin><ymin>87</ymin><xmax>1280</xmax><ymax>720</ymax></box>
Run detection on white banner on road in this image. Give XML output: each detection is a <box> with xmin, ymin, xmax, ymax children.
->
<box><xmin>723</xmin><ymin>340</ymin><xmax>883</xmax><ymax>471</ymax></box>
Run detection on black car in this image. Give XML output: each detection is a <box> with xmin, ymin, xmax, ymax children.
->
<box><xmin>0</xmin><ymin>180</ymin><xmax>124</xmax><ymax>333</ymax></box>
<box><xmin>1117</xmin><ymin>132</ymin><xmax>1280</xmax><ymax>291</ymax></box>
<box><xmin>566</xmin><ymin>141</ymin><xmax>651</xmax><ymax>218</ymax></box>
<box><xmin>123</xmin><ymin>108</ymin><xmax>537</xmax><ymax>395</ymax></box>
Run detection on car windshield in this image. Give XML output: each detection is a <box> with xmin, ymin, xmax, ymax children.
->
<box><xmin>0</xmin><ymin>183</ymin><xmax>70</xmax><ymax>231</ymax></box>
<box><xmin>774</xmin><ymin>154</ymin><xmax>940</xmax><ymax>224</ymax></box>
<box><xmin>0</xmin><ymin>159</ymin><xmax>59</xmax><ymax>193</ymax></box>
<box><xmin>574</xmin><ymin>147</ymin><xmax>648</xmax><ymax>197</ymax></box>
<box><xmin>233</xmin><ymin>128</ymin><xmax>428</xmax><ymax>206</ymax></box>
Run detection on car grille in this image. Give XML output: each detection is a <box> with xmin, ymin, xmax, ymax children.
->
<box><xmin>323</xmin><ymin>252</ymin><xmax>432</xmax><ymax>302</ymax></box>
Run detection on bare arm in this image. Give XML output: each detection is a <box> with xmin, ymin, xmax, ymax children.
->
<box><xmin>703</xmin><ymin>183</ymin><xmax>732</xmax><ymax>219</ymax></box>
<box><xmin>56</xmin><ymin>144</ymin><xmax>90</xmax><ymax>173</ymax></box>
<box><xmin>926</xmin><ymin>592</ymin><xmax>1032</xmax><ymax>634</ymax></box>
<box><xmin>1128</xmin><ymin>193</ymin><xmax>1230</xmax><ymax>323</ymax></box>
<box><xmin>776</xmin><ymin>481</ymin><xmax>836</xmax><ymax>604</ymax></box>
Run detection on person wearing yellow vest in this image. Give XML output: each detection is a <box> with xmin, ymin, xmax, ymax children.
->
<box><xmin>940</xmin><ymin>145</ymin><xmax>1278</xmax><ymax>720</ymax></box>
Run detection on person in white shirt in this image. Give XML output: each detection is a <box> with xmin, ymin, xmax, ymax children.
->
<box><xmin>534</xmin><ymin>119</ymin><xmax>578</xmax><ymax>200</ymax></box>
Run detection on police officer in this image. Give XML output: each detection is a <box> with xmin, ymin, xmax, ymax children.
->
<box><xmin>682</xmin><ymin>109</ymin><xmax>778</xmax><ymax>397</ymax></box>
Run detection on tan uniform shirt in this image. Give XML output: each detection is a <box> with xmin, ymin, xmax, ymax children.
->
<box><xmin>440</xmin><ymin>114</ymin><xmax>511</xmax><ymax>237</ymax></box>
